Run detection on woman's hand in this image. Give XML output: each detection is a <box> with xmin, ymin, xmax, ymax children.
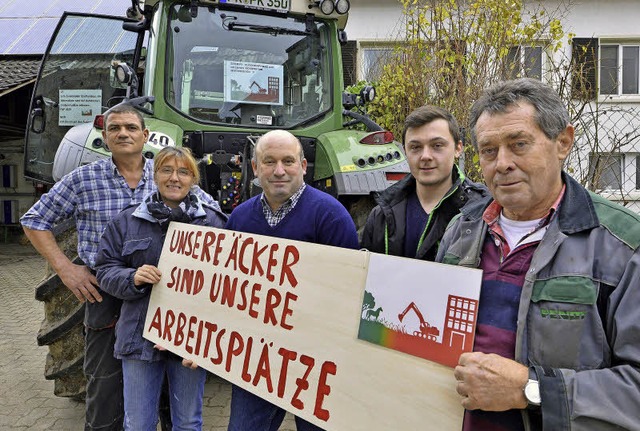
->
<box><xmin>133</xmin><ymin>264</ymin><xmax>162</xmax><ymax>286</ymax></box>
<box><xmin>154</xmin><ymin>344</ymin><xmax>199</xmax><ymax>370</ymax></box>
<box><xmin>182</xmin><ymin>358</ymin><xmax>199</xmax><ymax>370</ymax></box>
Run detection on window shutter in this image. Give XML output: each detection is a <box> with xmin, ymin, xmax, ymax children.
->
<box><xmin>571</xmin><ymin>38</ymin><xmax>598</xmax><ymax>100</ymax></box>
<box><xmin>341</xmin><ymin>40</ymin><xmax>358</xmax><ymax>87</ymax></box>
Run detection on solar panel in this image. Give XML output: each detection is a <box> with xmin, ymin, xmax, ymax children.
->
<box><xmin>0</xmin><ymin>0</ymin><xmax>131</xmax><ymax>54</ymax></box>
<box><xmin>0</xmin><ymin>0</ymin><xmax>53</xmax><ymax>17</ymax></box>
<box><xmin>3</xmin><ymin>19</ymin><xmax>63</xmax><ymax>55</ymax></box>
<box><xmin>0</xmin><ymin>19</ymin><xmax>31</xmax><ymax>54</ymax></box>
<box><xmin>51</xmin><ymin>16</ymin><xmax>138</xmax><ymax>54</ymax></box>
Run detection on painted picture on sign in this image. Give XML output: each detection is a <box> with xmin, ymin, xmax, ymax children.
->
<box><xmin>224</xmin><ymin>60</ymin><xmax>284</xmax><ymax>105</ymax></box>
<box><xmin>358</xmin><ymin>253</ymin><xmax>479</xmax><ymax>368</ymax></box>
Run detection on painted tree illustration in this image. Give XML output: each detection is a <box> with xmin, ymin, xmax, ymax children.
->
<box><xmin>362</xmin><ymin>291</ymin><xmax>376</xmax><ymax>315</ymax></box>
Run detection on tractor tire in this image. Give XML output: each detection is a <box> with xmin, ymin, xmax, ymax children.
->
<box><xmin>340</xmin><ymin>194</ymin><xmax>377</xmax><ymax>239</ymax></box>
<box><xmin>31</xmin><ymin>227</ymin><xmax>174</xmax><ymax>431</ymax></box>
<box><xmin>34</xmin><ymin>227</ymin><xmax>86</xmax><ymax>400</ymax></box>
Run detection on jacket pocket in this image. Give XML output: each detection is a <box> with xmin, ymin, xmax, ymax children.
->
<box><xmin>441</xmin><ymin>253</ymin><xmax>462</xmax><ymax>266</ymax></box>
<box><xmin>122</xmin><ymin>237</ymin><xmax>153</xmax><ymax>257</ymax></box>
<box><xmin>528</xmin><ymin>276</ymin><xmax>606</xmax><ymax>370</ymax></box>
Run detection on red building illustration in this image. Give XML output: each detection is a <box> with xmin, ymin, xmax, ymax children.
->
<box><xmin>442</xmin><ymin>294</ymin><xmax>477</xmax><ymax>352</ymax></box>
<box><xmin>267</xmin><ymin>76</ymin><xmax>279</xmax><ymax>96</ymax></box>
<box><xmin>359</xmin><ymin>292</ymin><xmax>480</xmax><ymax>368</ymax></box>
<box><xmin>246</xmin><ymin>77</ymin><xmax>280</xmax><ymax>102</ymax></box>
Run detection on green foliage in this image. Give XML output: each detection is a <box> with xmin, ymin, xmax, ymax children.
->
<box><xmin>345</xmin><ymin>80</ymin><xmax>376</xmax><ymax>95</ymax></box>
<box><xmin>366</xmin><ymin>0</ymin><xmax>569</xmax><ymax>181</ymax></box>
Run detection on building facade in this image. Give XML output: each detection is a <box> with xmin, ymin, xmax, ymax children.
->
<box><xmin>345</xmin><ymin>0</ymin><xmax>640</xmax><ymax>212</ymax></box>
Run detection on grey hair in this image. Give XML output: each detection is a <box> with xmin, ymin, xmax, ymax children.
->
<box><xmin>469</xmin><ymin>78</ymin><xmax>570</xmax><ymax>148</ymax></box>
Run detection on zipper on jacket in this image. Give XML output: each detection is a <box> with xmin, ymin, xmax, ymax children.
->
<box><xmin>384</xmin><ymin>166</ymin><xmax>466</xmax><ymax>257</ymax></box>
<box><xmin>415</xmin><ymin>180</ymin><xmax>462</xmax><ymax>256</ymax></box>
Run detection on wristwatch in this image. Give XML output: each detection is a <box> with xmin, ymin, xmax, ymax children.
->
<box><xmin>524</xmin><ymin>379</ymin><xmax>541</xmax><ymax>407</ymax></box>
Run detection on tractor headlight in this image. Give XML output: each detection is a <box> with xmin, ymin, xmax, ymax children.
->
<box><xmin>335</xmin><ymin>0</ymin><xmax>350</xmax><ymax>14</ymax></box>
<box><xmin>115</xmin><ymin>63</ymin><xmax>135</xmax><ymax>85</ymax></box>
<box><xmin>318</xmin><ymin>0</ymin><xmax>334</xmax><ymax>15</ymax></box>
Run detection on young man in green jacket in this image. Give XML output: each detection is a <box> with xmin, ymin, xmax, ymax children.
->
<box><xmin>361</xmin><ymin>105</ymin><xmax>486</xmax><ymax>260</ymax></box>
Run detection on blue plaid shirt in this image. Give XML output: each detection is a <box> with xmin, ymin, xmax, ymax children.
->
<box><xmin>21</xmin><ymin>157</ymin><xmax>156</xmax><ymax>269</ymax></box>
<box><xmin>21</xmin><ymin>157</ymin><xmax>220</xmax><ymax>269</ymax></box>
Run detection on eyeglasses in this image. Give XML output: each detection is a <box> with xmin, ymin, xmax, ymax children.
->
<box><xmin>157</xmin><ymin>167</ymin><xmax>193</xmax><ymax>178</ymax></box>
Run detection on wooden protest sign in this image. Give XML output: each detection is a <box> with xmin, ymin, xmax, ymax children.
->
<box><xmin>144</xmin><ymin>222</ymin><xmax>482</xmax><ymax>430</ymax></box>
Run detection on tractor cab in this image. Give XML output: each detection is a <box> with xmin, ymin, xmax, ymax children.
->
<box><xmin>25</xmin><ymin>0</ymin><xmax>409</xmax><ymax>213</ymax></box>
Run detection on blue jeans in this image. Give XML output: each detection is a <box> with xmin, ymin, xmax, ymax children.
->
<box><xmin>228</xmin><ymin>385</ymin><xmax>325</xmax><ymax>431</ymax></box>
<box><xmin>122</xmin><ymin>356</ymin><xmax>206</xmax><ymax>431</ymax></box>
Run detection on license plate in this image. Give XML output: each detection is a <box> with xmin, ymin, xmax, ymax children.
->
<box><xmin>219</xmin><ymin>0</ymin><xmax>290</xmax><ymax>14</ymax></box>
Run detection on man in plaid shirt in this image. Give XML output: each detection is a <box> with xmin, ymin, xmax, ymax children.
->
<box><xmin>21</xmin><ymin>103</ymin><xmax>217</xmax><ymax>430</ymax></box>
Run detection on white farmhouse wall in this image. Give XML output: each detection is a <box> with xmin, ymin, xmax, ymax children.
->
<box><xmin>0</xmin><ymin>144</ymin><xmax>39</xmax><ymax>234</ymax></box>
<box><xmin>345</xmin><ymin>0</ymin><xmax>405</xmax><ymax>42</ymax></box>
<box><xmin>347</xmin><ymin>0</ymin><xmax>640</xmax><ymax>41</ymax></box>
<box><xmin>536</xmin><ymin>0</ymin><xmax>640</xmax><ymax>37</ymax></box>
<box><xmin>552</xmin><ymin>0</ymin><xmax>640</xmax><ymax>203</ymax></box>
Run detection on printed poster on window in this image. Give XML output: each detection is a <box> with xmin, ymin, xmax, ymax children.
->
<box><xmin>58</xmin><ymin>89</ymin><xmax>102</xmax><ymax>126</ymax></box>
<box><xmin>145</xmin><ymin>223</ymin><xmax>482</xmax><ymax>430</ymax></box>
<box><xmin>224</xmin><ymin>60</ymin><xmax>284</xmax><ymax>105</ymax></box>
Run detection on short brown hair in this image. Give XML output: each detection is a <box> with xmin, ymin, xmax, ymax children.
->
<box><xmin>154</xmin><ymin>147</ymin><xmax>201</xmax><ymax>185</ymax></box>
<box><xmin>103</xmin><ymin>102</ymin><xmax>146</xmax><ymax>130</ymax></box>
<box><xmin>402</xmin><ymin>105</ymin><xmax>461</xmax><ymax>146</ymax></box>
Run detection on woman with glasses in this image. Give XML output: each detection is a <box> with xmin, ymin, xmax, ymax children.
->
<box><xmin>95</xmin><ymin>146</ymin><xmax>227</xmax><ymax>430</ymax></box>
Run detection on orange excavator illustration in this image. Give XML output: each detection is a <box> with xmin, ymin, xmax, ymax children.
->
<box><xmin>398</xmin><ymin>302</ymin><xmax>440</xmax><ymax>341</ymax></box>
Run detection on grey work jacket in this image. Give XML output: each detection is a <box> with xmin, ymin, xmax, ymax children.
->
<box><xmin>436</xmin><ymin>172</ymin><xmax>640</xmax><ymax>431</ymax></box>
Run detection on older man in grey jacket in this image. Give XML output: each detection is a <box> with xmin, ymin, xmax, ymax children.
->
<box><xmin>437</xmin><ymin>78</ymin><xmax>640</xmax><ymax>430</ymax></box>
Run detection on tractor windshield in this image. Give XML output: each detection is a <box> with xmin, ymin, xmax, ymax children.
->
<box><xmin>166</xmin><ymin>5</ymin><xmax>332</xmax><ymax>128</ymax></box>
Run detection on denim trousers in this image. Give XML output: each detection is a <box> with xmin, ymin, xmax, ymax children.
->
<box><xmin>84</xmin><ymin>326</ymin><xmax>124</xmax><ymax>431</ymax></box>
<box><xmin>121</xmin><ymin>355</ymin><xmax>206</xmax><ymax>431</ymax></box>
<box><xmin>228</xmin><ymin>385</ymin><xmax>325</xmax><ymax>431</ymax></box>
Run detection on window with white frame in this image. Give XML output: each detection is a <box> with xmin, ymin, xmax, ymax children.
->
<box><xmin>506</xmin><ymin>45</ymin><xmax>544</xmax><ymax>80</ymax></box>
<box><xmin>360</xmin><ymin>45</ymin><xmax>396</xmax><ymax>82</ymax></box>
<box><xmin>600</xmin><ymin>43</ymin><xmax>640</xmax><ymax>96</ymax></box>
<box><xmin>588</xmin><ymin>153</ymin><xmax>623</xmax><ymax>190</ymax></box>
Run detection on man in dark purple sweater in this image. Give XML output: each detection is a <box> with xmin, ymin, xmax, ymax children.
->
<box><xmin>225</xmin><ymin>129</ymin><xmax>359</xmax><ymax>431</ymax></box>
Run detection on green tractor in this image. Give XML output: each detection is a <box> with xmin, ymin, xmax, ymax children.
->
<box><xmin>24</xmin><ymin>0</ymin><xmax>408</xmax><ymax>398</ymax></box>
